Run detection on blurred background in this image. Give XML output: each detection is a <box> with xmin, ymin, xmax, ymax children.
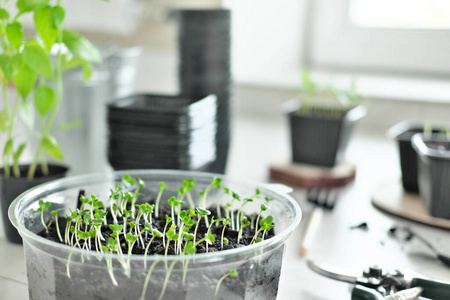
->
<box><xmin>28</xmin><ymin>0</ymin><xmax>450</xmax><ymax>178</ymax></box>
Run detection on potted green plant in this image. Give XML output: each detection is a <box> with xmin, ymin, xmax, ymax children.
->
<box><xmin>0</xmin><ymin>0</ymin><xmax>101</xmax><ymax>243</ymax></box>
<box><xmin>284</xmin><ymin>70</ymin><xmax>366</xmax><ymax>167</ymax></box>
<box><xmin>412</xmin><ymin>132</ymin><xmax>450</xmax><ymax>219</ymax></box>
<box><xmin>9</xmin><ymin>170</ymin><xmax>301</xmax><ymax>299</ymax></box>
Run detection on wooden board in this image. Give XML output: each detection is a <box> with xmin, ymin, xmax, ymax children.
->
<box><xmin>269</xmin><ymin>161</ymin><xmax>356</xmax><ymax>188</ymax></box>
<box><xmin>371</xmin><ymin>181</ymin><xmax>450</xmax><ymax>230</ymax></box>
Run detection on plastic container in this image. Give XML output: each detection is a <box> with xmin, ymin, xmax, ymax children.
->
<box><xmin>388</xmin><ymin>121</ymin><xmax>443</xmax><ymax>193</ymax></box>
<box><xmin>286</xmin><ymin>102</ymin><xmax>366</xmax><ymax>167</ymax></box>
<box><xmin>412</xmin><ymin>134</ymin><xmax>450</xmax><ymax>219</ymax></box>
<box><xmin>9</xmin><ymin>170</ymin><xmax>301</xmax><ymax>300</ymax></box>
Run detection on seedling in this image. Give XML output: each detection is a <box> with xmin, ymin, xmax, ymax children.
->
<box><xmin>221</xmin><ymin>218</ymin><xmax>231</xmax><ymax>250</ymax></box>
<box><xmin>154</xmin><ymin>182</ymin><xmax>166</xmax><ymax>217</ymax></box>
<box><xmin>193</xmin><ymin>207</ymin><xmax>211</xmax><ymax>245</ymax></box>
<box><xmin>35</xmin><ymin>175</ymin><xmax>279</xmax><ymax>293</ymax></box>
<box><xmin>38</xmin><ymin>200</ymin><xmax>51</xmax><ymax>233</ymax></box>
<box><xmin>50</xmin><ymin>208</ymin><xmax>63</xmax><ymax>242</ymax></box>
<box><xmin>251</xmin><ymin>215</ymin><xmax>274</xmax><ymax>244</ymax></box>
<box><xmin>215</xmin><ymin>269</ymin><xmax>238</xmax><ymax>297</ymax></box>
<box><xmin>237</xmin><ymin>216</ymin><xmax>250</xmax><ymax>244</ymax></box>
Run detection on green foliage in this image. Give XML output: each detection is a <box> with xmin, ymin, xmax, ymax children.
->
<box><xmin>0</xmin><ymin>0</ymin><xmax>102</xmax><ymax>179</ymax></box>
<box><xmin>296</xmin><ymin>69</ymin><xmax>362</xmax><ymax>116</ymax></box>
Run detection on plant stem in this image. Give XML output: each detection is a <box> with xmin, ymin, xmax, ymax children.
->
<box><xmin>141</xmin><ymin>260</ymin><xmax>160</xmax><ymax>300</ymax></box>
<box><xmin>157</xmin><ymin>260</ymin><xmax>177</xmax><ymax>300</ymax></box>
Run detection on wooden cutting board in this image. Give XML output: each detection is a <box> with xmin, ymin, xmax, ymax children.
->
<box><xmin>371</xmin><ymin>181</ymin><xmax>450</xmax><ymax>230</ymax></box>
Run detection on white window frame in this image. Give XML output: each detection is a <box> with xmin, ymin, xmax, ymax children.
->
<box><xmin>306</xmin><ymin>0</ymin><xmax>450</xmax><ymax>77</ymax></box>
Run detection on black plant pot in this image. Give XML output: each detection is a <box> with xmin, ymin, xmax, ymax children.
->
<box><xmin>176</xmin><ymin>9</ymin><xmax>232</xmax><ymax>174</ymax></box>
<box><xmin>0</xmin><ymin>164</ymin><xmax>68</xmax><ymax>243</ymax></box>
<box><xmin>388</xmin><ymin>121</ymin><xmax>443</xmax><ymax>193</ymax></box>
<box><xmin>412</xmin><ymin>133</ymin><xmax>450</xmax><ymax>219</ymax></box>
<box><xmin>286</xmin><ymin>104</ymin><xmax>366</xmax><ymax>167</ymax></box>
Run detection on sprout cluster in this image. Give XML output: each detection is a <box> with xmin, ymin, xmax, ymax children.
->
<box><xmin>37</xmin><ymin>175</ymin><xmax>275</xmax><ymax>297</ymax></box>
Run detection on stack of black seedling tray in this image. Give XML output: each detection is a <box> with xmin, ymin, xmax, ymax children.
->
<box><xmin>176</xmin><ymin>9</ymin><xmax>232</xmax><ymax>174</ymax></box>
<box><xmin>107</xmin><ymin>94</ymin><xmax>217</xmax><ymax>170</ymax></box>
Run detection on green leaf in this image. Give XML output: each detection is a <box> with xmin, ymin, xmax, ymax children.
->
<box><xmin>34</xmin><ymin>85</ymin><xmax>54</xmax><ymax>116</ymax></box>
<box><xmin>51</xmin><ymin>5</ymin><xmax>64</xmax><ymax>29</ymax></box>
<box><xmin>62</xmin><ymin>29</ymin><xmax>101</xmax><ymax>63</ymax></box>
<box><xmin>229</xmin><ymin>269</ymin><xmax>238</xmax><ymax>277</ymax></box>
<box><xmin>0</xmin><ymin>110</ymin><xmax>8</xmax><ymax>131</ymax></box>
<box><xmin>0</xmin><ymin>9</ymin><xmax>9</xmax><ymax>20</ymax></box>
<box><xmin>184</xmin><ymin>241</ymin><xmax>197</xmax><ymax>254</ymax></box>
<box><xmin>3</xmin><ymin>138</ymin><xmax>13</xmax><ymax>156</ymax></box>
<box><xmin>0</xmin><ymin>54</ymin><xmax>23</xmax><ymax>82</ymax></box>
<box><xmin>13</xmin><ymin>143</ymin><xmax>26</xmax><ymax>163</ymax></box>
<box><xmin>42</xmin><ymin>135</ymin><xmax>64</xmax><ymax>160</ymax></box>
<box><xmin>56</xmin><ymin>120</ymin><xmax>82</xmax><ymax>131</ymax></box>
<box><xmin>6</xmin><ymin>22</ymin><xmax>24</xmax><ymax>49</ymax></box>
<box><xmin>34</xmin><ymin>5</ymin><xmax>57</xmax><ymax>51</ymax></box>
<box><xmin>20</xmin><ymin>99</ymin><xmax>34</xmax><ymax>130</ymax></box>
<box><xmin>15</xmin><ymin>63</ymin><xmax>36</xmax><ymax>99</ymax></box>
<box><xmin>22</xmin><ymin>41</ymin><xmax>53</xmax><ymax>79</ymax></box>
<box><xmin>17</xmin><ymin>0</ymin><xmax>49</xmax><ymax>14</ymax></box>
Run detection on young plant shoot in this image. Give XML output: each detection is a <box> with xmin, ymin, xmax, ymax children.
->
<box><xmin>35</xmin><ymin>175</ymin><xmax>277</xmax><ymax>294</ymax></box>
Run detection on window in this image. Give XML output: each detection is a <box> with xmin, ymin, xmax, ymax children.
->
<box><xmin>306</xmin><ymin>0</ymin><xmax>450</xmax><ymax>76</ymax></box>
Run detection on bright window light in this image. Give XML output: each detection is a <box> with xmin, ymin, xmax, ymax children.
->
<box><xmin>349</xmin><ymin>0</ymin><xmax>450</xmax><ymax>29</ymax></box>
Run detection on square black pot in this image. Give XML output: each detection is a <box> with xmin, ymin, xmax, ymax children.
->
<box><xmin>388</xmin><ymin>121</ymin><xmax>443</xmax><ymax>193</ymax></box>
<box><xmin>287</xmin><ymin>105</ymin><xmax>366</xmax><ymax>167</ymax></box>
<box><xmin>412</xmin><ymin>133</ymin><xmax>450</xmax><ymax>219</ymax></box>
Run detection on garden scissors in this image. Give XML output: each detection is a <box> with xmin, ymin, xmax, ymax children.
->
<box><xmin>307</xmin><ymin>260</ymin><xmax>450</xmax><ymax>300</ymax></box>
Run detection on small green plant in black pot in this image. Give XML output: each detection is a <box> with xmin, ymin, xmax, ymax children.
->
<box><xmin>284</xmin><ymin>70</ymin><xmax>366</xmax><ymax>167</ymax></box>
<box><xmin>0</xmin><ymin>0</ymin><xmax>101</xmax><ymax>243</ymax></box>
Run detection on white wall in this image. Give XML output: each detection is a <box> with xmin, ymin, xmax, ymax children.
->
<box><xmin>224</xmin><ymin>0</ymin><xmax>307</xmax><ymax>86</ymax></box>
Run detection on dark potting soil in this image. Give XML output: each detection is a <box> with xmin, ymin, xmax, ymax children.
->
<box><xmin>38</xmin><ymin>195</ymin><xmax>275</xmax><ymax>256</ymax></box>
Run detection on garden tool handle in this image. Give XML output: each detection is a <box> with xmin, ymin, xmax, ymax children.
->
<box><xmin>411</xmin><ymin>277</ymin><xmax>450</xmax><ymax>300</ymax></box>
<box><xmin>351</xmin><ymin>285</ymin><xmax>385</xmax><ymax>300</ymax></box>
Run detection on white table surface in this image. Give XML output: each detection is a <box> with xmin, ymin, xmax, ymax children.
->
<box><xmin>1</xmin><ymin>111</ymin><xmax>450</xmax><ymax>300</ymax></box>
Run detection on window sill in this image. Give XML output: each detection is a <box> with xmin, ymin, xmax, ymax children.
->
<box><xmin>236</xmin><ymin>70</ymin><xmax>450</xmax><ymax>104</ymax></box>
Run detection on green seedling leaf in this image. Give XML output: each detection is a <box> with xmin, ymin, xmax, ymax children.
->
<box><xmin>126</xmin><ymin>233</ymin><xmax>137</xmax><ymax>243</ymax></box>
<box><xmin>13</xmin><ymin>143</ymin><xmax>26</xmax><ymax>163</ymax></box>
<box><xmin>77</xmin><ymin>230</ymin><xmax>90</xmax><ymax>240</ymax></box>
<box><xmin>42</xmin><ymin>134</ymin><xmax>64</xmax><ymax>160</ymax></box>
<box><xmin>184</xmin><ymin>232</ymin><xmax>194</xmax><ymax>241</ymax></box>
<box><xmin>37</xmin><ymin>199</ymin><xmax>51</xmax><ymax>211</ymax></box>
<box><xmin>6</xmin><ymin>22</ymin><xmax>24</xmax><ymax>49</ymax></box>
<box><xmin>22</xmin><ymin>41</ymin><xmax>53</xmax><ymax>79</ymax></box>
<box><xmin>34</xmin><ymin>5</ymin><xmax>57</xmax><ymax>51</ymax></box>
<box><xmin>20</xmin><ymin>99</ymin><xmax>34</xmax><ymax>130</ymax></box>
<box><xmin>223</xmin><ymin>237</ymin><xmax>229</xmax><ymax>244</ymax></box>
<box><xmin>15</xmin><ymin>63</ymin><xmax>37</xmax><ymax>99</ymax></box>
<box><xmin>109</xmin><ymin>224</ymin><xmax>123</xmax><ymax>232</ymax></box>
<box><xmin>196</xmin><ymin>207</ymin><xmax>211</xmax><ymax>216</ymax></box>
<box><xmin>0</xmin><ymin>110</ymin><xmax>8</xmax><ymax>132</ymax></box>
<box><xmin>17</xmin><ymin>0</ymin><xmax>50</xmax><ymax>14</ymax></box>
<box><xmin>152</xmin><ymin>229</ymin><xmax>162</xmax><ymax>238</ymax></box>
<box><xmin>122</xmin><ymin>174</ymin><xmax>136</xmax><ymax>186</ymax></box>
<box><xmin>0</xmin><ymin>8</ymin><xmax>9</xmax><ymax>20</ymax></box>
<box><xmin>51</xmin><ymin>5</ymin><xmax>65</xmax><ymax>29</ymax></box>
<box><xmin>206</xmin><ymin>232</ymin><xmax>215</xmax><ymax>243</ymax></box>
<box><xmin>3</xmin><ymin>138</ymin><xmax>13</xmax><ymax>156</ymax></box>
<box><xmin>34</xmin><ymin>85</ymin><xmax>54</xmax><ymax>116</ymax></box>
<box><xmin>184</xmin><ymin>241</ymin><xmax>197</xmax><ymax>254</ymax></box>
<box><xmin>62</xmin><ymin>29</ymin><xmax>101</xmax><ymax>63</ymax></box>
<box><xmin>229</xmin><ymin>269</ymin><xmax>237</xmax><ymax>277</ymax></box>
<box><xmin>159</xmin><ymin>182</ymin><xmax>166</xmax><ymax>190</ymax></box>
